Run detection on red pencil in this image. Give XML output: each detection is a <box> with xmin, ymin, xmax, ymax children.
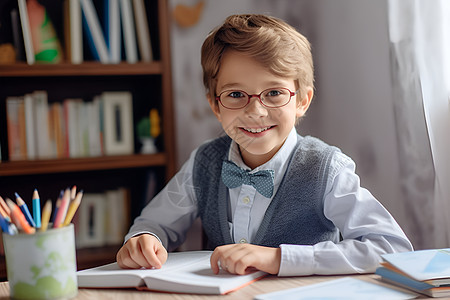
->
<box><xmin>53</xmin><ymin>188</ymin><xmax>70</xmax><ymax>228</ymax></box>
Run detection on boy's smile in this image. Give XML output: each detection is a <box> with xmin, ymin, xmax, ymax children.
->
<box><xmin>208</xmin><ymin>50</ymin><xmax>313</xmax><ymax>168</ymax></box>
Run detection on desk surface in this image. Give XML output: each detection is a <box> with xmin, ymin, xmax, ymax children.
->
<box><xmin>0</xmin><ymin>274</ymin><xmax>434</xmax><ymax>300</ymax></box>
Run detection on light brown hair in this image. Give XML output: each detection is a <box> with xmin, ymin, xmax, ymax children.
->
<box><xmin>201</xmin><ymin>14</ymin><xmax>314</xmax><ymax>103</ymax></box>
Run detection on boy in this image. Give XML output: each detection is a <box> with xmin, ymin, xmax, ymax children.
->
<box><xmin>117</xmin><ymin>14</ymin><xmax>412</xmax><ymax>276</ymax></box>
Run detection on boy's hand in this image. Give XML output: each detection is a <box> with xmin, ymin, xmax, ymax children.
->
<box><xmin>116</xmin><ymin>234</ymin><xmax>168</xmax><ymax>269</ymax></box>
<box><xmin>210</xmin><ymin>244</ymin><xmax>281</xmax><ymax>275</ymax></box>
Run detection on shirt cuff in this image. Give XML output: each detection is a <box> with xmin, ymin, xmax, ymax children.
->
<box><xmin>278</xmin><ymin>244</ymin><xmax>314</xmax><ymax>276</ymax></box>
<box><xmin>124</xmin><ymin>231</ymin><xmax>163</xmax><ymax>245</ymax></box>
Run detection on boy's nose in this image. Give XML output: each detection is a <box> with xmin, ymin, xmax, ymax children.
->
<box><xmin>245</xmin><ymin>96</ymin><xmax>268</xmax><ymax>117</ymax></box>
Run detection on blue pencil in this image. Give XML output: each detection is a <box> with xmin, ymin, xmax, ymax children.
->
<box><xmin>0</xmin><ymin>214</ymin><xmax>17</xmax><ymax>235</ymax></box>
<box><xmin>15</xmin><ymin>192</ymin><xmax>36</xmax><ymax>228</ymax></box>
<box><xmin>32</xmin><ymin>189</ymin><xmax>41</xmax><ymax>228</ymax></box>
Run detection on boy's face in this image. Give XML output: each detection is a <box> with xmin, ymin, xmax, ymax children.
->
<box><xmin>208</xmin><ymin>50</ymin><xmax>313</xmax><ymax>168</ymax></box>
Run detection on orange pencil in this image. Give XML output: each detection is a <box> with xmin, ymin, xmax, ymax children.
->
<box><xmin>6</xmin><ymin>198</ymin><xmax>35</xmax><ymax>234</ymax></box>
<box><xmin>53</xmin><ymin>188</ymin><xmax>70</xmax><ymax>228</ymax></box>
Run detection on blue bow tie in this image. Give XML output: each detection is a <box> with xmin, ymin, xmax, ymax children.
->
<box><xmin>221</xmin><ymin>160</ymin><xmax>275</xmax><ymax>198</ymax></box>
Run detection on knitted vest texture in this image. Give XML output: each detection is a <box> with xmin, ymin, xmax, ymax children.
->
<box><xmin>193</xmin><ymin>135</ymin><xmax>340</xmax><ymax>249</ymax></box>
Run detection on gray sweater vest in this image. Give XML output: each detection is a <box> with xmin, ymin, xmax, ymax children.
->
<box><xmin>193</xmin><ymin>134</ymin><xmax>340</xmax><ymax>249</ymax></box>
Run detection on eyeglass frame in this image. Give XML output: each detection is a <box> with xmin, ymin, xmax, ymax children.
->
<box><xmin>215</xmin><ymin>87</ymin><xmax>299</xmax><ymax>110</ymax></box>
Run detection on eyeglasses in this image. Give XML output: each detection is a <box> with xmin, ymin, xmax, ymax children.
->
<box><xmin>215</xmin><ymin>87</ymin><xmax>299</xmax><ymax>109</ymax></box>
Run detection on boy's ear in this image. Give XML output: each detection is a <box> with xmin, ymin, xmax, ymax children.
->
<box><xmin>296</xmin><ymin>87</ymin><xmax>314</xmax><ymax>118</ymax></box>
<box><xmin>207</xmin><ymin>93</ymin><xmax>222</xmax><ymax>121</ymax></box>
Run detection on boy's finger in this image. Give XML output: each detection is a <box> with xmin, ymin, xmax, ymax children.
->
<box><xmin>210</xmin><ymin>251</ymin><xmax>220</xmax><ymax>274</ymax></box>
<box><xmin>139</xmin><ymin>240</ymin><xmax>162</xmax><ymax>268</ymax></box>
<box><xmin>117</xmin><ymin>248</ymin><xmax>144</xmax><ymax>269</ymax></box>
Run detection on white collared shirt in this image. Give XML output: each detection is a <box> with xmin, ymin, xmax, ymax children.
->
<box><xmin>126</xmin><ymin>128</ymin><xmax>413</xmax><ymax>276</ymax></box>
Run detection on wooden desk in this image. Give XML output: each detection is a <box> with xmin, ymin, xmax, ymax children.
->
<box><xmin>0</xmin><ymin>274</ymin><xmax>433</xmax><ymax>300</ymax></box>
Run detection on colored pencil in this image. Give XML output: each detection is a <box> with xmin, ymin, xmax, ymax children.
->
<box><xmin>0</xmin><ymin>196</ymin><xmax>11</xmax><ymax>217</ymax></box>
<box><xmin>63</xmin><ymin>190</ymin><xmax>83</xmax><ymax>226</ymax></box>
<box><xmin>51</xmin><ymin>190</ymin><xmax>63</xmax><ymax>223</ymax></box>
<box><xmin>15</xmin><ymin>192</ymin><xmax>36</xmax><ymax>228</ymax></box>
<box><xmin>40</xmin><ymin>199</ymin><xmax>52</xmax><ymax>232</ymax></box>
<box><xmin>70</xmin><ymin>185</ymin><xmax>77</xmax><ymax>200</ymax></box>
<box><xmin>0</xmin><ymin>214</ymin><xmax>17</xmax><ymax>235</ymax></box>
<box><xmin>53</xmin><ymin>188</ymin><xmax>70</xmax><ymax>228</ymax></box>
<box><xmin>0</xmin><ymin>201</ymin><xmax>11</xmax><ymax>222</ymax></box>
<box><xmin>6</xmin><ymin>198</ymin><xmax>35</xmax><ymax>234</ymax></box>
<box><xmin>32</xmin><ymin>189</ymin><xmax>41</xmax><ymax>228</ymax></box>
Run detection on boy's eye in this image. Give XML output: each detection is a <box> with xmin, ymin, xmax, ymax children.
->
<box><xmin>265</xmin><ymin>89</ymin><xmax>283</xmax><ymax>97</ymax></box>
<box><xmin>228</xmin><ymin>91</ymin><xmax>246</xmax><ymax>98</ymax></box>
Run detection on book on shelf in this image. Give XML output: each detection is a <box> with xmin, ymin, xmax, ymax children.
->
<box><xmin>23</xmin><ymin>93</ymin><xmax>36</xmax><ymax>159</ymax></box>
<box><xmin>10</xmin><ymin>7</ymin><xmax>26</xmax><ymax>62</ymax></box>
<box><xmin>4</xmin><ymin>90</ymin><xmax>137</xmax><ymax>161</ymax></box>
<box><xmin>119</xmin><ymin>0</ymin><xmax>138</xmax><ymax>63</ymax></box>
<box><xmin>77</xmin><ymin>250</ymin><xmax>267</xmax><ymax>294</ymax></box>
<box><xmin>64</xmin><ymin>0</ymin><xmax>83</xmax><ymax>64</ymax></box>
<box><xmin>76</xmin><ymin>193</ymin><xmax>106</xmax><ymax>248</ymax></box>
<box><xmin>17</xmin><ymin>0</ymin><xmax>34</xmax><ymax>65</ymax></box>
<box><xmin>33</xmin><ymin>90</ymin><xmax>53</xmax><ymax>159</ymax></box>
<box><xmin>133</xmin><ymin>0</ymin><xmax>153</xmax><ymax>62</ymax></box>
<box><xmin>105</xmin><ymin>0</ymin><xmax>121</xmax><ymax>63</ymax></box>
<box><xmin>104</xmin><ymin>188</ymin><xmax>130</xmax><ymax>245</ymax></box>
<box><xmin>376</xmin><ymin>248</ymin><xmax>450</xmax><ymax>298</ymax></box>
<box><xmin>6</xmin><ymin>97</ymin><xmax>27</xmax><ymax>161</ymax></box>
<box><xmin>75</xmin><ymin>188</ymin><xmax>129</xmax><ymax>249</ymax></box>
<box><xmin>80</xmin><ymin>0</ymin><xmax>109</xmax><ymax>63</ymax></box>
<box><xmin>102</xmin><ymin>91</ymin><xmax>134</xmax><ymax>156</ymax></box>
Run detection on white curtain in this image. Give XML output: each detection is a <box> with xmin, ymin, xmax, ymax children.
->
<box><xmin>388</xmin><ymin>0</ymin><xmax>450</xmax><ymax>249</ymax></box>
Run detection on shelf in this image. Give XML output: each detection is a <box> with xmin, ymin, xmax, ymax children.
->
<box><xmin>0</xmin><ymin>153</ymin><xmax>167</xmax><ymax>176</ymax></box>
<box><xmin>0</xmin><ymin>62</ymin><xmax>163</xmax><ymax>77</ymax></box>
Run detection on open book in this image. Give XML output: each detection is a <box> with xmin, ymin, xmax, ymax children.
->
<box><xmin>77</xmin><ymin>250</ymin><xmax>267</xmax><ymax>294</ymax></box>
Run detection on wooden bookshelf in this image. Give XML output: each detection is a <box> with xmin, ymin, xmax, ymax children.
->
<box><xmin>0</xmin><ymin>0</ymin><xmax>176</xmax><ymax>274</ymax></box>
<box><xmin>0</xmin><ymin>62</ymin><xmax>163</xmax><ymax>77</ymax></box>
<box><xmin>0</xmin><ymin>153</ymin><xmax>167</xmax><ymax>176</ymax></box>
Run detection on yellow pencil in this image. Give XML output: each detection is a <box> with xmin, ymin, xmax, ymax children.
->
<box><xmin>40</xmin><ymin>199</ymin><xmax>52</xmax><ymax>232</ymax></box>
<box><xmin>63</xmin><ymin>190</ymin><xmax>83</xmax><ymax>226</ymax></box>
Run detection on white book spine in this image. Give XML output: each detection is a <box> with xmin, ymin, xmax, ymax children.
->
<box><xmin>120</xmin><ymin>0</ymin><xmax>138</xmax><ymax>63</ymax></box>
<box><xmin>133</xmin><ymin>0</ymin><xmax>153</xmax><ymax>62</ymax></box>
<box><xmin>17</xmin><ymin>0</ymin><xmax>35</xmax><ymax>65</ymax></box>
<box><xmin>33</xmin><ymin>91</ymin><xmax>51</xmax><ymax>159</ymax></box>
<box><xmin>87</xmin><ymin>99</ymin><xmax>102</xmax><ymax>156</ymax></box>
<box><xmin>102</xmin><ymin>91</ymin><xmax>134</xmax><ymax>155</ymax></box>
<box><xmin>70</xmin><ymin>0</ymin><xmax>83</xmax><ymax>64</ymax></box>
<box><xmin>76</xmin><ymin>193</ymin><xmax>106</xmax><ymax>248</ymax></box>
<box><xmin>109</xmin><ymin>0</ymin><xmax>121</xmax><ymax>63</ymax></box>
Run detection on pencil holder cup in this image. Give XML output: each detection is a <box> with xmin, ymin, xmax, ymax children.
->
<box><xmin>2</xmin><ymin>224</ymin><xmax>77</xmax><ymax>300</ymax></box>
